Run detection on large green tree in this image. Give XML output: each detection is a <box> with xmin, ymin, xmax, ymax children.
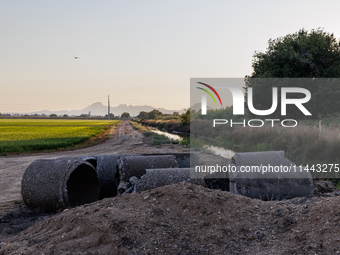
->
<box><xmin>246</xmin><ymin>28</ymin><xmax>340</xmax><ymax>119</ymax></box>
<box><xmin>250</xmin><ymin>28</ymin><xmax>340</xmax><ymax>78</ymax></box>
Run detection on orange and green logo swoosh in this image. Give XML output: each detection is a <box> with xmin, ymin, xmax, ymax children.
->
<box><xmin>196</xmin><ymin>82</ymin><xmax>223</xmax><ymax>106</ymax></box>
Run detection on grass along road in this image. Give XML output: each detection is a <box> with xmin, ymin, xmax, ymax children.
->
<box><xmin>0</xmin><ymin>119</ymin><xmax>120</xmax><ymax>155</ymax></box>
<box><xmin>129</xmin><ymin>120</ymin><xmax>180</xmax><ymax>145</ymax></box>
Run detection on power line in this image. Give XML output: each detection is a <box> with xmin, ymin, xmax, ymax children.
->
<box><xmin>108</xmin><ymin>95</ymin><xmax>110</xmax><ymax>120</ymax></box>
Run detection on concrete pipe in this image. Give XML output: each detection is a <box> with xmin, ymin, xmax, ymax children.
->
<box><xmin>228</xmin><ymin>165</ymin><xmax>314</xmax><ymax>200</ymax></box>
<box><xmin>96</xmin><ymin>154</ymin><xmax>120</xmax><ymax>199</ymax></box>
<box><xmin>118</xmin><ymin>155</ymin><xmax>178</xmax><ymax>182</ymax></box>
<box><xmin>202</xmin><ymin>164</ymin><xmax>313</xmax><ymax>200</ymax></box>
<box><xmin>55</xmin><ymin>155</ymin><xmax>117</xmax><ymax>199</ymax></box>
<box><xmin>21</xmin><ymin>158</ymin><xmax>100</xmax><ymax>212</ymax></box>
<box><xmin>166</xmin><ymin>153</ymin><xmax>199</xmax><ymax>168</ymax></box>
<box><xmin>117</xmin><ymin>155</ymin><xmax>178</xmax><ymax>193</ymax></box>
<box><xmin>55</xmin><ymin>155</ymin><xmax>97</xmax><ymax>168</ymax></box>
<box><xmin>142</xmin><ymin>153</ymin><xmax>199</xmax><ymax>168</ymax></box>
<box><xmin>231</xmin><ymin>151</ymin><xmax>295</xmax><ymax>166</ymax></box>
<box><xmin>132</xmin><ymin>168</ymin><xmax>206</xmax><ymax>192</ymax></box>
<box><xmin>226</xmin><ymin>151</ymin><xmax>314</xmax><ymax>199</ymax></box>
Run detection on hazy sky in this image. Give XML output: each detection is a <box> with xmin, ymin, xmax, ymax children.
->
<box><xmin>1</xmin><ymin>0</ymin><xmax>340</xmax><ymax>113</ymax></box>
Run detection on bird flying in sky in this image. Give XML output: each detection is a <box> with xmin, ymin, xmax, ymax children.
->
<box><xmin>73</xmin><ymin>55</ymin><xmax>79</xmax><ymax>59</ymax></box>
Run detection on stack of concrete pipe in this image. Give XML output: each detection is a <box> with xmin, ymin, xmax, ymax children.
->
<box><xmin>21</xmin><ymin>153</ymin><xmax>200</xmax><ymax>212</ymax></box>
<box><xmin>21</xmin><ymin>151</ymin><xmax>314</xmax><ymax>212</ymax></box>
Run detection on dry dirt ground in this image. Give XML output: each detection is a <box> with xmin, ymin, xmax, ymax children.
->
<box><xmin>1</xmin><ymin>121</ymin><xmax>340</xmax><ymax>254</ymax></box>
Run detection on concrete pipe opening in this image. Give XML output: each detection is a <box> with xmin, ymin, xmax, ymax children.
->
<box><xmin>21</xmin><ymin>159</ymin><xmax>100</xmax><ymax>212</ymax></box>
<box><xmin>66</xmin><ymin>164</ymin><xmax>99</xmax><ymax>207</ymax></box>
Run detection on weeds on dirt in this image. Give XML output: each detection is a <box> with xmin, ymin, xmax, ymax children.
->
<box><xmin>143</xmin><ymin>132</ymin><xmax>179</xmax><ymax>145</ymax></box>
<box><xmin>129</xmin><ymin>121</ymin><xmax>179</xmax><ymax>145</ymax></box>
<box><xmin>180</xmin><ymin>137</ymin><xmax>205</xmax><ymax>150</ymax></box>
<box><xmin>191</xmin><ymin>119</ymin><xmax>340</xmax><ymax>167</ymax></box>
<box><xmin>139</xmin><ymin>119</ymin><xmax>190</xmax><ymax>134</ymax></box>
<box><xmin>179</xmin><ymin>137</ymin><xmax>190</xmax><ymax>146</ymax></box>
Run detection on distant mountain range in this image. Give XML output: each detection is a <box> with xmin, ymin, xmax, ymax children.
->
<box><xmin>27</xmin><ymin>102</ymin><xmax>187</xmax><ymax>117</ymax></box>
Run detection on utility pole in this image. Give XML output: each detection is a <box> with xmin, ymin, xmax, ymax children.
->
<box><xmin>108</xmin><ymin>95</ymin><xmax>110</xmax><ymax>120</ymax></box>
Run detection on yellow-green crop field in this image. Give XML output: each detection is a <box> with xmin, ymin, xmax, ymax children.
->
<box><xmin>0</xmin><ymin>119</ymin><xmax>120</xmax><ymax>155</ymax></box>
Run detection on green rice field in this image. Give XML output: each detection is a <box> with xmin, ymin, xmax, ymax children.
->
<box><xmin>0</xmin><ymin>119</ymin><xmax>120</xmax><ymax>155</ymax></box>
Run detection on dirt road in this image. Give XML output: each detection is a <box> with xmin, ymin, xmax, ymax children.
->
<box><xmin>0</xmin><ymin>121</ymin><xmax>185</xmax><ymax>204</ymax></box>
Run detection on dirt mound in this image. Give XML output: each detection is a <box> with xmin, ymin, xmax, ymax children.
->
<box><xmin>1</xmin><ymin>182</ymin><xmax>340</xmax><ymax>254</ymax></box>
<box><xmin>314</xmin><ymin>180</ymin><xmax>339</xmax><ymax>194</ymax></box>
<box><xmin>0</xmin><ymin>201</ymin><xmax>51</xmax><ymax>240</ymax></box>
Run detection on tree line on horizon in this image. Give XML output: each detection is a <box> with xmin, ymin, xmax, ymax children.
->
<box><xmin>0</xmin><ymin>112</ymin><xmax>131</xmax><ymax>120</ymax></box>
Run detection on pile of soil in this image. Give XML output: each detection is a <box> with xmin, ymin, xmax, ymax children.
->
<box><xmin>1</xmin><ymin>182</ymin><xmax>340</xmax><ymax>254</ymax></box>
